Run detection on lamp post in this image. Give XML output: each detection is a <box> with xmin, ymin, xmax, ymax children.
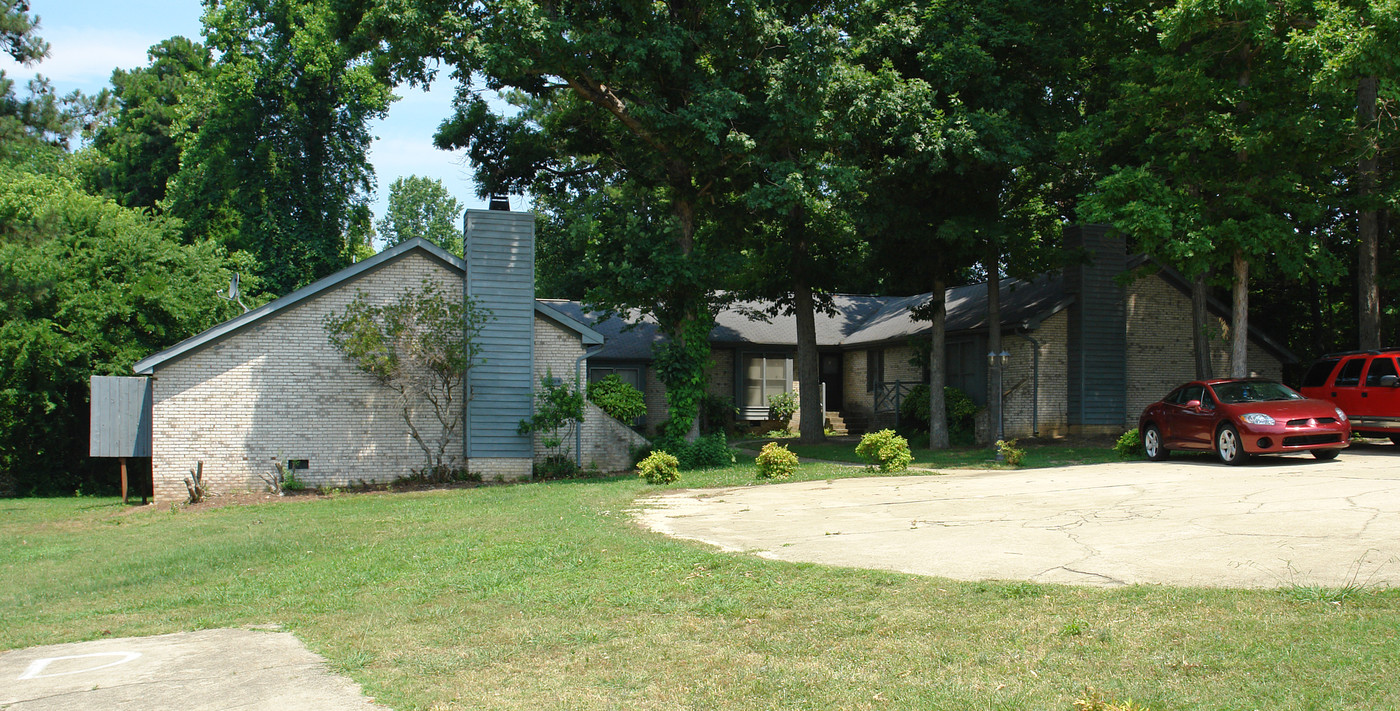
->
<box><xmin>988</xmin><ymin>350</ymin><xmax>1009</xmax><ymax>461</ymax></box>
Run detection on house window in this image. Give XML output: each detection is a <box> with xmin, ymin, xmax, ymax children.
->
<box><xmin>946</xmin><ymin>339</ymin><xmax>985</xmax><ymax>405</ymax></box>
<box><xmin>589</xmin><ymin>366</ymin><xmax>643</xmax><ymax>390</ymax></box>
<box><xmin>865</xmin><ymin>349</ymin><xmax>884</xmax><ymax>392</ymax></box>
<box><xmin>742</xmin><ymin>354</ymin><xmax>791</xmax><ymax>409</ymax></box>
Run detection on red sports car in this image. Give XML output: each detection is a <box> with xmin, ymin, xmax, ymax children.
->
<box><xmin>1138</xmin><ymin>379</ymin><xmax>1350</xmax><ymax>465</ymax></box>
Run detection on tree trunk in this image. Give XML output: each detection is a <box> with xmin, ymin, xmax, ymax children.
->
<box><xmin>928</xmin><ymin>278</ymin><xmax>949</xmax><ymax>449</ymax></box>
<box><xmin>1359</xmin><ymin>75</ymin><xmax>1381</xmax><ymax>350</ymax></box>
<box><xmin>670</xmin><ymin>195</ymin><xmax>706</xmax><ymax>443</ymax></box>
<box><xmin>795</xmin><ymin>279</ymin><xmax>825</xmax><ymax>444</ymax></box>
<box><xmin>1192</xmin><ymin>270</ymin><xmax>1213</xmax><ymax>380</ymax></box>
<box><xmin>1231</xmin><ymin>250</ymin><xmax>1249</xmax><ymax>378</ymax></box>
<box><xmin>986</xmin><ymin>252</ymin><xmax>1002</xmax><ymax>443</ymax></box>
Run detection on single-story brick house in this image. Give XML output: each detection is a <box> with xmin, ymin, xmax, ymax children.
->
<box><xmin>132</xmin><ymin>210</ymin><xmax>646</xmax><ymax>503</ymax></box>
<box><xmin>546</xmin><ymin>225</ymin><xmax>1294</xmax><ymax>439</ymax></box>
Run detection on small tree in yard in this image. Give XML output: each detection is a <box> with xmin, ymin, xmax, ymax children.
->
<box><xmin>519</xmin><ymin>372</ymin><xmax>586</xmax><ymax>478</ymax></box>
<box><xmin>324</xmin><ymin>281</ymin><xmax>490</xmax><ymax>481</ymax></box>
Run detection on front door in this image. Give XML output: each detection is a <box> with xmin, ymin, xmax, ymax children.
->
<box><xmin>820</xmin><ymin>353</ymin><xmax>843</xmax><ymax>412</ymax></box>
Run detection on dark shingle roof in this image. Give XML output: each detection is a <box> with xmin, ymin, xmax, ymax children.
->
<box><xmin>548</xmin><ymin>273</ymin><xmax>1072</xmax><ymax>362</ymax></box>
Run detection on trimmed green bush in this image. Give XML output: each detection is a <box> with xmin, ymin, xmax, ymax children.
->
<box><xmin>587</xmin><ymin>374</ymin><xmax>647</xmax><ymax>423</ymax></box>
<box><xmin>638</xmin><ymin>451</ymin><xmax>680</xmax><ymax>484</ymax></box>
<box><xmin>755</xmin><ymin>442</ymin><xmax>799</xmax><ymax>480</ymax></box>
<box><xmin>856</xmin><ymin>429</ymin><xmax>913</xmax><ymax>472</ymax></box>
<box><xmin>1114</xmin><ymin>428</ymin><xmax>1142</xmax><ymax>459</ymax></box>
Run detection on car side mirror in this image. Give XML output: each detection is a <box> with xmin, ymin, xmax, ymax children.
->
<box><xmin>1382</xmin><ymin>374</ymin><xmax>1399</xmax><ymax>388</ymax></box>
<box><xmin>1185</xmin><ymin>399</ymin><xmax>1203</xmax><ymax>410</ymax></box>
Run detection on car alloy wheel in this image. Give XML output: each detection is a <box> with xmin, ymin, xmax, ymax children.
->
<box><xmin>1216</xmin><ymin>424</ymin><xmax>1246</xmax><ymax>465</ymax></box>
<box><xmin>1144</xmin><ymin>425</ymin><xmax>1168</xmax><ymax>461</ymax></box>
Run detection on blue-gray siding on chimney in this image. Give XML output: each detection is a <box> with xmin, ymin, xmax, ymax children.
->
<box><xmin>465</xmin><ymin>210</ymin><xmax>536</xmax><ymax>458</ymax></box>
<box><xmin>1065</xmin><ymin>225</ymin><xmax>1128</xmax><ymax>426</ymax></box>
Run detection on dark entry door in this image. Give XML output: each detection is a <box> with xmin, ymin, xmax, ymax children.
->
<box><xmin>820</xmin><ymin>353</ymin><xmax>843</xmax><ymax>411</ymax></box>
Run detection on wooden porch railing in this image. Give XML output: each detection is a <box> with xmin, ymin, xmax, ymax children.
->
<box><xmin>873</xmin><ymin>380</ymin><xmax>915</xmax><ymax>423</ymax></box>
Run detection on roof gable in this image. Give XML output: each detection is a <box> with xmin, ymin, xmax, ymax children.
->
<box><xmin>134</xmin><ymin>238</ymin><xmax>604</xmax><ymax>374</ymax></box>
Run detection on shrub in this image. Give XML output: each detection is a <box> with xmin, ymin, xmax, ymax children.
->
<box><xmin>856</xmin><ymin>429</ymin><xmax>913</xmax><ymax>472</ymax></box>
<box><xmin>1114</xmin><ymin>428</ymin><xmax>1142</xmax><ymax>459</ymax></box>
<box><xmin>685</xmin><ymin>432</ymin><xmax>738</xmax><ymax>469</ymax></box>
<box><xmin>534</xmin><ymin>454</ymin><xmax>581</xmax><ymax>480</ymax></box>
<box><xmin>767</xmin><ymin>390</ymin><xmax>797</xmax><ymax>422</ymax></box>
<box><xmin>755</xmin><ymin>442</ymin><xmax>799</xmax><ymax>480</ymax></box>
<box><xmin>587</xmin><ymin>375</ymin><xmax>647</xmax><ymax>423</ymax></box>
<box><xmin>996</xmin><ymin>438</ymin><xmax>1026</xmax><ymax>467</ymax></box>
<box><xmin>655</xmin><ymin>432</ymin><xmax>737</xmax><ymax>470</ymax></box>
<box><xmin>700</xmin><ymin>393</ymin><xmax>737</xmax><ymax>434</ymax></box>
<box><xmin>638</xmin><ymin>450</ymin><xmax>680</xmax><ymax>484</ymax></box>
<box><xmin>899</xmin><ymin>384</ymin><xmax>979</xmax><ymax>443</ymax></box>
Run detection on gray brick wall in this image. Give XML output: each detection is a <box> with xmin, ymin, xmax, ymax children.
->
<box><xmin>1001</xmin><ymin>311</ymin><xmax>1069</xmax><ymax>439</ymax></box>
<box><xmin>150</xmin><ymin>253</ymin><xmax>463</xmax><ymax>502</ymax></box>
<box><xmin>1125</xmin><ymin>275</ymin><xmax>1281</xmax><ymax>429</ymax></box>
<box><xmin>148</xmin><ymin>252</ymin><xmax>645</xmax><ymax>502</ymax></box>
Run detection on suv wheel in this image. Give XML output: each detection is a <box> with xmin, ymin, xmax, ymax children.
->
<box><xmin>1217</xmin><ymin>424</ymin><xmax>1247</xmax><ymax>465</ymax></box>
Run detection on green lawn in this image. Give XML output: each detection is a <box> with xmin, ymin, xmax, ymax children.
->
<box><xmin>745</xmin><ymin>439</ymin><xmax>1124</xmax><ymax>469</ymax></box>
<box><xmin>4</xmin><ymin>462</ymin><xmax>1397</xmax><ymax>710</ymax></box>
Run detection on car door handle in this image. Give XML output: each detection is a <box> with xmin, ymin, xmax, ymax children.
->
<box><xmin>1331</xmin><ymin>392</ymin><xmax>1337</xmax><ymax>397</ymax></box>
<box><xmin>1363</xmin><ymin>392</ymin><xmax>1369</xmax><ymax>398</ymax></box>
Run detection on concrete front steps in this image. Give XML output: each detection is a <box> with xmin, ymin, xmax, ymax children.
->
<box><xmin>826</xmin><ymin>412</ymin><xmax>868</xmax><ymax>436</ymax></box>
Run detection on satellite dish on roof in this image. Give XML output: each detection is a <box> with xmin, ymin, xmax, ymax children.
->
<box><xmin>218</xmin><ymin>272</ymin><xmax>249</xmax><ymax>313</ymax></box>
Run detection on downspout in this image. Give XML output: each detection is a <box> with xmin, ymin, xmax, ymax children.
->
<box><xmin>575</xmin><ymin>345</ymin><xmax>604</xmax><ymax>467</ymax></box>
<box><xmin>1017</xmin><ymin>323</ymin><xmax>1041</xmax><ymax>438</ymax></box>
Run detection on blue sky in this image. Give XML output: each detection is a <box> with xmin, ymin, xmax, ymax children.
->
<box><xmin>1</xmin><ymin>0</ymin><xmax>497</xmax><ymax>220</ymax></box>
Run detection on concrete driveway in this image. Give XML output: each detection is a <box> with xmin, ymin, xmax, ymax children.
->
<box><xmin>636</xmin><ymin>444</ymin><xmax>1400</xmax><ymax>588</ymax></box>
<box><xmin>0</xmin><ymin>628</ymin><xmax>387</xmax><ymax>711</ymax></box>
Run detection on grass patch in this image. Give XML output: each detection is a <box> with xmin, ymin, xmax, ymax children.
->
<box><xmin>753</xmin><ymin>440</ymin><xmax>1123</xmax><ymax>470</ymax></box>
<box><xmin>4</xmin><ymin>468</ymin><xmax>1399</xmax><ymax>710</ymax></box>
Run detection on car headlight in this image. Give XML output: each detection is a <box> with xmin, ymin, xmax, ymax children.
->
<box><xmin>1240</xmin><ymin>413</ymin><xmax>1275</xmax><ymax>426</ymax></box>
<box><xmin>1335</xmin><ymin>407</ymin><xmax>1348</xmax><ymax>422</ymax></box>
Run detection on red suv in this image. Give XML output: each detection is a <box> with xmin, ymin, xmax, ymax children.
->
<box><xmin>1299</xmin><ymin>349</ymin><xmax>1400</xmax><ymax>443</ymax></box>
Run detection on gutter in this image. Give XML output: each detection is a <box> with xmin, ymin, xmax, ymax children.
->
<box><xmin>1017</xmin><ymin>323</ymin><xmax>1041</xmax><ymax>438</ymax></box>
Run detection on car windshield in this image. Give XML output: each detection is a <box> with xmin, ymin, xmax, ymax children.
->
<box><xmin>1210</xmin><ymin>381</ymin><xmax>1304</xmax><ymax>404</ymax></box>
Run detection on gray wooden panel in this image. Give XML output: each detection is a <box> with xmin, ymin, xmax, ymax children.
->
<box><xmin>89</xmin><ymin>376</ymin><xmax>153</xmax><ymax>457</ymax></box>
<box><xmin>465</xmin><ymin>210</ymin><xmax>537</xmax><ymax>458</ymax></box>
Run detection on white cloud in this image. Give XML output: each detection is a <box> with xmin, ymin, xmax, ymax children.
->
<box><xmin>0</xmin><ymin>26</ymin><xmax>166</xmax><ymax>93</ymax></box>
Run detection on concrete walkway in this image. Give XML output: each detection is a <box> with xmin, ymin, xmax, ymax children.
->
<box><xmin>637</xmin><ymin>444</ymin><xmax>1400</xmax><ymax>588</ymax></box>
<box><xmin>0</xmin><ymin>628</ymin><xmax>387</xmax><ymax>710</ymax></box>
